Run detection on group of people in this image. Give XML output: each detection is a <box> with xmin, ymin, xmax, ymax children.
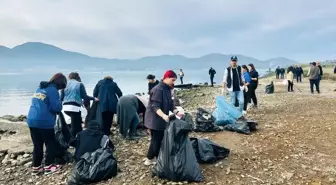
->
<box><xmin>275</xmin><ymin>67</ymin><xmax>285</xmax><ymax>79</ymax></box>
<box><xmin>221</xmin><ymin>56</ymin><xmax>259</xmax><ymax>115</ymax></box>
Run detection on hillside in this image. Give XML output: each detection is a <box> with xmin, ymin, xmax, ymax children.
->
<box><xmin>0</xmin><ymin>42</ymin><xmax>299</xmax><ymax>72</ymax></box>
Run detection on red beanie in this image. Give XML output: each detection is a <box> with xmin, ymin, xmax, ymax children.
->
<box><xmin>163</xmin><ymin>70</ymin><xmax>177</xmax><ymax>79</ymax></box>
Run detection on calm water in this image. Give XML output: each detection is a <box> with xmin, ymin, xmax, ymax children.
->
<box><xmin>0</xmin><ymin>68</ymin><xmax>266</xmax><ymax>116</ymax></box>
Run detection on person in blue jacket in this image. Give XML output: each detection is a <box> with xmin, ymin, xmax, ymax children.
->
<box><xmin>93</xmin><ymin>76</ymin><xmax>123</xmax><ymax>136</ymax></box>
<box><xmin>27</xmin><ymin>73</ymin><xmax>67</xmax><ymax>175</ymax></box>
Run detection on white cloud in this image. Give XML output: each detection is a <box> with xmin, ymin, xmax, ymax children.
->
<box><xmin>0</xmin><ymin>0</ymin><xmax>335</xmax><ymax>60</ymax></box>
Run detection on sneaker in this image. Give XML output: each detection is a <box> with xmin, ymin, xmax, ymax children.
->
<box><xmin>242</xmin><ymin>111</ymin><xmax>247</xmax><ymax>116</ymax></box>
<box><xmin>32</xmin><ymin>166</ymin><xmax>44</xmax><ymax>175</ymax></box>
<box><xmin>144</xmin><ymin>158</ymin><xmax>156</xmax><ymax>166</ymax></box>
<box><xmin>44</xmin><ymin>165</ymin><xmax>61</xmax><ymax>175</ymax></box>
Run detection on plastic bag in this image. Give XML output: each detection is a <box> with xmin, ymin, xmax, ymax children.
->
<box><xmin>265</xmin><ymin>82</ymin><xmax>274</xmax><ymax>94</ymax></box>
<box><xmin>194</xmin><ymin>108</ymin><xmax>223</xmax><ymax>132</ymax></box>
<box><xmin>55</xmin><ymin>112</ymin><xmax>72</xmax><ymax>150</ymax></box>
<box><xmin>153</xmin><ymin>118</ymin><xmax>204</xmax><ymax>182</ymax></box>
<box><xmin>212</xmin><ymin>96</ymin><xmax>242</xmax><ymax>126</ymax></box>
<box><xmin>85</xmin><ymin>101</ymin><xmax>103</xmax><ymax>129</ymax></box>
<box><xmin>190</xmin><ymin>138</ymin><xmax>230</xmax><ymax>164</ymax></box>
<box><xmin>67</xmin><ymin>148</ymin><xmax>118</xmax><ymax>185</ymax></box>
<box><xmin>223</xmin><ymin>120</ymin><xmax>255</xmax><ymax>135</ymax></box>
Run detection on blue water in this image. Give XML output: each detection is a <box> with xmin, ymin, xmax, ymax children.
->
<box><xmin>0</xmin><ymin>68</ymin><xmax>267</xmax><ymax>116</ymax></box>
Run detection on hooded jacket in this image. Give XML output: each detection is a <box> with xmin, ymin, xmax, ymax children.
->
<box><xmin>27</xmin><ymin>82</ymin><xmax>62</xmax><ymax>129</ymax></box>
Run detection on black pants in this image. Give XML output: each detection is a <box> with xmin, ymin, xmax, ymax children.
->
<box><xmin>250</xmin><ymin>86</ymin><xmax>257</xmax><ymax>106</ymax></box>
<box><xmin>276</xmin><ymin>73</ymin><xmax>279</xmax><ymax>79</ymax></box>
<box><xmin>296</xmin><ymin>75</ymin><xmax>302</xmax><ymax>83</ymax></box>
<box><xmin>210</xmin><ymin>76</ymin><xmax>214</xmax><ymax>86</ymax></box>
<box><xmin>288</xmin><ymin>80</ymin><xmax>294</xmax><ymax>92</ymax></box>
<box><xmin>243</xmin><ymin>87</ymin><xmax>251</xmax><ymax>111</ymax></box>
<box><xmin>29</xmin><ymin>127</ymin><xmax>57</xmax><ymax>167</ymax></box>
<box><xmin>102</xmin><ymin>111</ymin><xmax>114</xmax><ymax>136</ymax></box>
<box><xmin>310</xmin><ymin>79</ymin><xmax>320</xmax><ymax>93</ymax></box>
<box><xmin>64</xmin><ymin>111</ymin><xmax>82</xmax><ymax>137</ymax></box>
<box><xmin>147</xmin><ymin>129</ymin><xmax>165</xmax><ymax>159</ymax></box>
<box><xmin>180</xmin><ymin>77</ymin><xmax>183</xmax><ymax>84</ymax></box>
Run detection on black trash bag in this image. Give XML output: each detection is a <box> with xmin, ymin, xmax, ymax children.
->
<box><xmin>190</xmin><ymin>138</ymin><xmax>230</xmax><ymax>164</ymax></box>
<box><xmin>265</xmin><ymin>81</ymin><xmax>274</xmax><ymax>94</ymax></box>
<box><xmin>223</xmin><ymin>120</ymin><xmax>258</xmax><ymax>135</ymax></box>
<box><xmin>85</xmin><ymin>101</ymin><xmax>103</xmax><ymax>129</ymax></box>
<box><xmin>55</xmin><ymin>112</ymin><xmax>72</xmax><ymax>150</ymax></box>
<box><xmin>153</xmin><ymin>118</ymin><xmax>204</xmax><ymax>182</ymax></box>
<box><xmin>181</xmin><ymin>113</ymin><xmax>194</xmax><ymax>126</ymax></box>
<box><xmin>67</xmin><ymin>148</ymin><xmax>118</xmax><ymax>185</ymax></box>
<box><xmin>55</xmin><ymin>150</ymin><xmax>74</xmax><ymax>164</ymax></box>
<box><xmin>194</xmin><ymin>108</ymin><xmax>223</xmax><ymax>132</ymax></box>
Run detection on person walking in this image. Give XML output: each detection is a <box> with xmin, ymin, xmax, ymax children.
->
<box><xmin>242</xmin><ymin>65</ymin><xmax>251</xmax><ymax>115</ymax></box>
<box><xmin>93</xmin><ymin>76</ymin><xmax>123</xmax><ymax>136</ymax></box>
<box><xmin>209</xmin><ymin>67</ymin><xmax>216</xmax><ymax>87</ymax></box>
<box><xmin>287</xmin><ymin>67</ymin><xmax>294</xmax><ymax>92</ymax></box>
<box><xmin>61</xmin><ymin>72</ymin><xmax>98</xmax><ymax>137</ymax></box>
<box><xmin>308</xmin><ymin>62</ymin><xmax>320</xmax><ymax>94</ymax></box>
<box><xmin>178</xmin><ymin>69</ymin><xmax>184</xmax><ymax>84</ymax></box>
<box><xmin>144</xmin><ymin>70</ymin><xmax>178</xmax><ymax>166</ymax></box>
<box><xmin>248</xmin><ymin>63</ymin><xmax>259</xmax><ymax>107</ymax></box>
<box><xmin>27</xmin><ymin>73</ymin><xmax>67</xmax><ymax>175</ymax></box>
<box><xmin>146</xmin><ymin>74</ymin><xmax>159</xmax><ymax>94</ymax></box>
<box><xmin>222</xmin><ymin>56</ymin><xmax>245</xmax><ymax>113</ymax></box>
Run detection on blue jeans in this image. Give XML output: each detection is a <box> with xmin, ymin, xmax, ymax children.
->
<box><xmin>229</xmin><ymin>91</ymin><xmax>244</xmax><ymax>112</ymax></box>
<box><xmin>130</xmin><ymin>114</ymin><xmax>140</xmax><ymax>135</ymax></box>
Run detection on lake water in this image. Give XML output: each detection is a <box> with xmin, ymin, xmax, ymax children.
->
<box><xmin>0</xmin><ymin>68</ymin><xmax>267</xmax><ymax>116</ymax></box>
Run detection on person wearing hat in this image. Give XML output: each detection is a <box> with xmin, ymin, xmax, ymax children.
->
<box><xmin>308</xmin><ymin>62</ymin><xmax>320</xmax><ymax>94</ymax></box>
<box><xmin>144</xmin><ymin>70</ymin><xmax>178</xmax><ymax>165</ymax></box>
<box><xmin>222</xmin><ymin>56</ymin><xmax>245</xmax><ymax>113</ymax></box>
<box><xmin>146</xmin><ymin>74</ymin><xmax>159</xmax><ymax>94</ymax></box>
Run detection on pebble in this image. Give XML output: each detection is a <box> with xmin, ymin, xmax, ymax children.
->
<box><xmin>24</xmin><ymin>161</ymin><xmax>32</xmax><ymax>168</ymax></box>
<box><xmin>23</xmin><ymin>154</ymin><xmax>31</xmax><ymax>158</ymax></box>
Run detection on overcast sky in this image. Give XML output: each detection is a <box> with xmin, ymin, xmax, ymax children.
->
<box><xmin>0</xmin><ymin>0</ymin><xmax>335</xmax><ymax>61</ymax></box>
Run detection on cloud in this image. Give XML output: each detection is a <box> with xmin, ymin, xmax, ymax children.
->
<box><xmin>0</xmin><ymin>0</ymin><xmax>335</xmax><ymax>61</ymax></box>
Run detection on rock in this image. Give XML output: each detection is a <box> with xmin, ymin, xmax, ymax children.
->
<box><xmin>24</xmin><ymin>161</ymin><xmax>32</xmax><ymax>167</ymax></box>
<box><xmin>19</xmin><ymin>158</ymin><xmax>32</xmax><ymax>165</ymax></box>
<box><xmin>1</xmin><ymin>154</ymin><xmax>9</xmax><ymax>164</ymax></box>
<box><xmin>23</xmin><ymin>154</ymin><xmax>31</xmax><ymax>158</ymax></box>
<box><xmin>1</xmin><ymin>115</ymin><xmax>15</xmax><ymax>120</ymax></box>
<box><xmin>0</xmin><ymin>149</ymin><xmax>8</xmax><ymax>155</ymax></box>
<box><xmin>17</xmin><ymin>155</ymin><xmax>23</xmax><ymax>161</ymax></box>
<box><xmin>207</xmin><ymin>182</ymin><xmax>215</xmax><ymax>185</ymax></box>
<box><xmin>10</xmin><ymin>153</ymin><xmax>17</xmax><ymax>159</ymax></box>
<box><xmin>10</xmin><ymin>160</ymin><xmax>18</xmax><ymax>166</ymax></box>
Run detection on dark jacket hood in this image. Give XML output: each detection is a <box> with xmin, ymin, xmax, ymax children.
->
<box><xmin>39</xmin><ymin>81</ymin><xmax>50</xmax><ymax>89</ymax></box>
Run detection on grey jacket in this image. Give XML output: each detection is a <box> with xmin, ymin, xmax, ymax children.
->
<box><xmin>309</xmin><ymin>66</ymin><xmax>320</xmax><ymax>80</ymax></box>
<box><xmin>144</xmin><ymin>82</ymin><xmax>175</xmax><ymax>130</ymax></box>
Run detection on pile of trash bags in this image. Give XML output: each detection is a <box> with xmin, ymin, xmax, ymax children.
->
<box><xmin>68</xmin><ymin>137</ymin><xmax>118</xmax><ymax>185</ymax></box>
<box><xmin>265</xmin><ymin>81</ymin><xmax>274</xmax><ymax>94</ymax></box>
<box><xmin>153</xmin><ymin>117</ymin><xmax>204</xmax><ymax>182</ymax></box>
<box><xmin>194</xmin><ymin>108</ymin><xmax>223</xmax><ymax>132</ymax></box>
<box><xmin>190</xmin><ymin>138</ymin><xmax>230</xmax><ymax>164</ymax></box>
<box><xmin>54</xmin><ymin>113</ymin><xmax>73</xmax><ymax>164</ymax></box>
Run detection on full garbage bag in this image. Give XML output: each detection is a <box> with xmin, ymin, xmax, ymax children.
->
<box><xmin>194</xmin><ymin>108</ymin><xmax>223</xmax><ymax>132</ymax></box>
<box><xmin>67</xmin><ymin>147</ymin><xmax>117</xmax><ymax>185</ymax></box>
<box><xmin>222</xmin><ymin>120</ymin><xmax>258</xmax><ymax>135</ymax></box>
<box><xmin>190</xmin><ymin>138</ymin><xmax>230</xmax><ymax>164</ymax></box>
<box><xmin>55</xmin><ymin>112</ymin><xmax>72</xmax><ymax>150</ymax></box>
<box><xmin>153</xmin><ymin>118</ymin><xmax>204</xmax><ymax>182</ymax></box>
<box><xmin>265</xmin><ymin>81</ymin><xmax>274</xmax><ymax>94</ymax></box>
<box><xmin>212</xmin><ymin>96</ymin><xmax>242</xmax><ymax>126</ymax></box>
<box><xmin>85</xmin><ymin>101</ymin><xmax>103</xmax><ymax>129</ymax></box>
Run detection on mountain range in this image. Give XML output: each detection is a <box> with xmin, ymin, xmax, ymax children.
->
<box><xmin>0</xmin><ymin>42</ymin><xmax>298</xmax><ymax>72</ymax></box>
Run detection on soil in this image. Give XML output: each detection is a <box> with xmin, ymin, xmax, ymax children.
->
<box><xmin>1</xmin><ymin>77</ymin><xmax>336</xmax><ymax>185</ymax></box>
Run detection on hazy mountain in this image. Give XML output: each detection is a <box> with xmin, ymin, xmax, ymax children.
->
<box><xmin>0</xmin><ymin>42</ymin><xmax>298</xmax><ymax>72</ymax></box>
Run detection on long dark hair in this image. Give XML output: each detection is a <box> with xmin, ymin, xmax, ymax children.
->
<box><xmin>49</xmin><ymin>73</ymin><xmax>67</xmax><ymax>90</ymax></box>
<box><xmin>242</xmin><ymin>65</ymin><xmax>248</xmax><ymax>71</ymax></box>
<box><xmin>248</xmin><ymin>63</ymin><xmax>256</xmax><ymax>71</ymax></box>
<box><xmin>287</xmin><ymin>66</ymin><xmax>294</xmax><ymax>74</ymax></box>
<box><xmin>69</xmin><ymin>72</ymin><xmax>81</xmax><ymax>82</ymax></box>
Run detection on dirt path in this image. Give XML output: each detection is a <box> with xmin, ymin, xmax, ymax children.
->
<box><xmin>1</xmin><ymin>78</ymin><xmax>336</xmax><ymax>185</ymax></box>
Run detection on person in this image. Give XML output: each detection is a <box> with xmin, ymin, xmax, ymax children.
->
<box><xmin>287</xmin><ymin>67</ymin><xmax>294</xmax><ymax>92</ymax></box>
<box><xmin>280</xmin><ymin>68</ymin><xmax>285</xmax><ymax>79</ymax></box>
<box><xmin>248</xmin><ymin>63</ymin><xmax>259</xmax><ymax>107</ymax></box>
<box><xmin>209</xmin><ymin>67</ymin><xmax>216</xmax><ymax>87</ymax></box>
<box><xmin>222</xmin><ymin>56</ymin><xmax>245</xmax><ymax>113</ymax></box>
<box><xmin>27</xmin><ymin>73</ymin><xmax>67</xmax><ymax>175</ymax></box>
<box><xmin>117</xmin><ymin>95</ymin><xmax>148</xmax><ymax>140</ymax></box>
<box><xmin>70</xmin><ymin>120</ymin><xmax>114</xmax><ymax>161</ymax></box>
<box><xmin>178</xmin><ymin>69</ymin><xmax>184</xmax><ymax>84</ymax></box>
<box><xmin>317</xmin><ymin>62</ymin><xmax>323</xmax><ymax>85</ymax></box>
<box><xmin>275</xmin><ymin>67</ymin><xmax>280</xmax><ymax>79</ymax></box>
<box><xmin>296</xmin><ymin>65</ymin><xmax>304</xmax><ymax>83</ymax></box>
<box><xmin>144</xmin><ymin>70</ymin><xmax>178</xmax><ymax>165</ymax></box>
<box><xmin>308</xmin><ymin>62</ymin><xmax>320</xmax><ymax>94</ymax></box>
<box><xmin>146</xmin><ymin>74</ymin><xmax>159</xmax><ymax>94</ymax></box>
<box><xmin>242</xmin><ymin>65</ymin><xmax>251</xmax><ymax>115</ymax></box>
<box><xmin>61</xmin><ymin>72</ymin><xmax>98</xmax><ymax>137</ymax></box>
<box><xmin>93</xmin><ymin>76</ymin><xmax>123</xmax><ymax>136</ymax></box>
<box><xmin>334</xmin><ymin>65</ymin><xmax>336</xmax><ymax>74</ymax></box>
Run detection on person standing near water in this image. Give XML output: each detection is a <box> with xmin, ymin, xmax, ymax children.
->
<box><xmin>146</xmin><ymin>74</ymin><xmax>159</xmax><ymax>94</ymax></box>
<box><xmin>144</xmin><ymin>70</ymin><xmax>179</xmax><ymax>165</ymax></box>
<box><xmin>93</xmin><ymin>76</ymin><xmax>123</xmax><ymax>136</ymax></box>
<box><xmin>27</xmin><ymin>73</ymin><xmax>67</xmax><ymax>175</ymax></box>
<box><xmin>178</xmin><ymin>69</ymin><xmax>184</xmax><ymax>84</ymax></box>
<box><xmin>61</xmin><ymin>72</ymin><xmax>98</xmax><ymax>137</ymax></box>
<box><xmin>209</xmin><ymin>67</ymin><xmax>216</xmax><ymax>87</ymax></box>
<box><xmin>222</xmin><ymin>56</ymin><xmax>245</xmax><ymax>113</ymax></box>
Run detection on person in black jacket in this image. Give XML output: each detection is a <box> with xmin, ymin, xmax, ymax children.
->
<box><xmin>209</xmin><ymin>67</ymin><xmax>216</xmax><ymax>87</ymax></box>
<box><xmin>248</xmin><ymin>63</ymin><xmax>259</xmax><ymax>108</ymax></box>
<box><xmin>93</xmin><ymin>76</ymin><xmax>123</xmax><ymax>136</ymax></box>
<box><xmin>317</xmin><ymin>62</ymin><xmax>323</xmax><ymax>85</ymax></box>
<box><xmin>146</xmin><ymin>74</ymin><xmax>159</xmax><ymax>94</ymax></box>
<box><xmin>275</xmin><ymin>67</ymin><xmax>280</xmax><ymax>79</ymax></box>
<box><xmin>70</xmin><ymin>120</ymin><xmax>114</xmax><ymax>161</ymax></box>
<box><xmin>296</xmin><ymin>65</ymin><xmax>304</xmax><ymax>83</ymax></box>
